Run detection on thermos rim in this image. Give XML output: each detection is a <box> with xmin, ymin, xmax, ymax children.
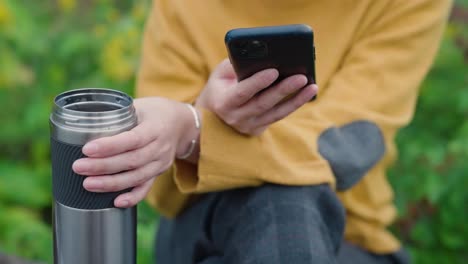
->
<box><xmin>53</xmin><ymin>88</ymin><xmax>133</xmax><ymax>114</ymax></box>
<box><xmin>50</xmin><ymin>88</ymin><xmax>138</xmax><ymax>145</ymax></box>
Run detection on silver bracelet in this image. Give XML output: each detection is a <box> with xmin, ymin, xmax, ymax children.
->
<box><xmin>177</xmin><ymin>104</ymin><xmax>200</xmax><ymax>160</ymax></box>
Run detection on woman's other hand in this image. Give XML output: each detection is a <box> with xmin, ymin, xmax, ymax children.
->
<box><xmin>72</xmin><ymin>97</ymin><xmax>198</xmax><ymax>208</ymax></box>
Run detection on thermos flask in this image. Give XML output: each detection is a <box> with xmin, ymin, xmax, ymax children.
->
<box><xmin>50</xmin><ymin>88</ymin><xmax>138</xmax><ymax>264</ymax></box>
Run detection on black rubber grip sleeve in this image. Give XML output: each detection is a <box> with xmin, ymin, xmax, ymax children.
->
<box><xmin>51</xmin><ymin>137</ymin><xmax>131</xmax><ymax>209</ymax></box>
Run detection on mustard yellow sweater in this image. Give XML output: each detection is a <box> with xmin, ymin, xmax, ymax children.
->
<box><xmin>136</xmin><ymin>0</ymin><xmax>452</xmax><ymax>253</ymax></box>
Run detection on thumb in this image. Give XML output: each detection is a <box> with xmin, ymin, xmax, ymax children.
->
<box><xmin>212</xmin><ymin>58</ymin><xmax>237</xmax><ymax>80</ymax></box>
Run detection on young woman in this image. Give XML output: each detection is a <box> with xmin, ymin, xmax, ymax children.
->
<box><xmin>72</xmin><ymin>0</ymin><xmax>452</xmax><ymax>262</ymax></box>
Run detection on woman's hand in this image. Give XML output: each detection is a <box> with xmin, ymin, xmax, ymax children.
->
<box><xmin>196</xmin><ymin>59</ymin><xmax>318</xmax><ymax>136</ymax></box>
<box><xmin>72</xmin><ymin>97</ymin><xmax>198</xmax><ymax>208</ymax></box>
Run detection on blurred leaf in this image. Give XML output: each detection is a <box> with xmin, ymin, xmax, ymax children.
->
<box><xmin>0</xmin><ymin>207</ymin><xmax>52</xmax><ymax>263</ymax></box>
<box><xmin>0</xmin><ymin>162</ymin><xmax>51</xmax><ymax>208</ymax></box>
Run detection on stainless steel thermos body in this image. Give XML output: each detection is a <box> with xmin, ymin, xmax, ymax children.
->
<box><xmin>50</xmin><ymin>88</ymin><xmax>138</xmax><ymax>264</ymax></box>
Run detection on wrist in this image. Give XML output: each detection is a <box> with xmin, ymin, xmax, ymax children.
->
<box><xmin>176</xmin><ymin>103</ymin><xmax>201</xmax><ymax>159</ymax></box>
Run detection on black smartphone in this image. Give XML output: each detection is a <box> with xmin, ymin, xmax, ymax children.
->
<box><xmin>225</xmin><ymin>24</ymin><xmax>316</xmax><ymax>100</ymax></box>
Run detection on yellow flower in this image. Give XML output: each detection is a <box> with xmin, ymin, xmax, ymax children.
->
<box><xmin>131</xmin><ymin>1</ymin><xmax>149</xmax><ymax>21</ymax></box>
<box><xmin>93</xmin><ymin>25</ymin><xmax>106</xmax><ymax>38</ymax></box>
<box><xmin>106</xmin><ymin>9</ymin><xmax>120</xmax><ymax>23</ymax></box>
<box><xmin>100</xmin><ymin>37</ymin><xmax>134</xmax><ymax>81</ymax></box>
<box><xmin>126</xmin><ymin>28</ymin><xmax>139</xmax><ymax>40</ymax></box>
<box><xmin>0</xmin><ymin>2</ymin><xmax>12</xmax><ymax>26</ymax></box>
<box><xmin>58</xmin><ymin>0</ymin><xmax>76</xmax><ymax>13</ymax></box>
<box><xmin>444</xmin><ymin>24</ymin><xmax>457</xmax><ymax>39</ymax></box>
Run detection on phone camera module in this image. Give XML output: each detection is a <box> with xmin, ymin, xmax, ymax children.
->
<box><xmin>235</xmin><ymin>40</ymin><xmax>268</xmax><ymax>59</ymax></box>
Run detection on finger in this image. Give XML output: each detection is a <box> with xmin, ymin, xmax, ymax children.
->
<box><xmin>212</xmin><ymin>58</ymin><xmax>237</xmax><ymax>80</ymax></box>
<box><xmin>73</xmin><ymin>139</ymin><xmax>160</xmax><ymax>175</ymax></box>
<box><xmin>237</xmin><ymin>74</ymin><xmax>308</xmax><ymax>117</ymax></box>
<box><xmin>82</xmin><ymin>122</ymin><xmax>155</xmax><ymax>158</ymax></box>
<box><xmin>114</xmin><ymin>178</ymin><xmax>156</xmax><ymax>208</ymax></box>
<box><xmin>254</xmin><ymin>84</ymin><xmax>318</xmax><ymax>127</ymax></box>
<box><xmin>83</xmin><ymin>160</ymin><xmax>163</xmax><ymax>193</ymax></box>
<box><xmin>227</xmin><ymin>68</ymin><xmax>279</xmax><ymax>107</ymax></box>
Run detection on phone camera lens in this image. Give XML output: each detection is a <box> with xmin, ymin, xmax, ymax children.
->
<box><xmin>250</xmin><ymin>40</ymin><xmax>262</xmax><ymax>49</ymax></box>
<box><xmin>247</xmin><ymin>40</ymin><xmax>267</xmax><ymax>58</ymax></box>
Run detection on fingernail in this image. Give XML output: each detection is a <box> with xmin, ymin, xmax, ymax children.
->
<box><xmin>272</xmin><ymin>69</ymin><xmax>279</xmax><ymax>78</ymax></box>
<box><xmin>73</xmin><ymin>160</ymin><xmax>89</xmax><ymax>173</ymax></box>
<box><xmin>308</xmin><ymin>85</ymin><xmax>317</xmax><ymax>94</ymax></box>
<box><xmin>83</xmin><ymin>143</ymin><xmax>98</xmax><ymax>155</ymax></box>
<box><xmin>266</xmin><ymin>68</ymin><xmax>279</xmax><ymax>79</ymax></box>
<box><xmin>298</xmin><ymin>75</ymin><xmax>308</xmax><ymax>85</ymax></box>
<box><xmin>85</xmin><ymin>179</ymin><xmax>103</xmax><ymax>189</ymax></box>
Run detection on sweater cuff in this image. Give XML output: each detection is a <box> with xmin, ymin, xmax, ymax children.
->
<box><xmin>146</xmin><ymin>167</ymin><xmax>193</xmax><ymax>218</ymax></box>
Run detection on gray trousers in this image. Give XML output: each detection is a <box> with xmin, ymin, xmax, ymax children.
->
<box><xmin>155</xmin><ymin>184</ymin><xmax>410</xmax><ymax>264</ymax></box>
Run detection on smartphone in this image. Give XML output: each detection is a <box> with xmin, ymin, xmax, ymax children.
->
<box><xmin>225</xmin><ymin>24</ymin><xmax>316</xmax><ymax>100</ymax></box>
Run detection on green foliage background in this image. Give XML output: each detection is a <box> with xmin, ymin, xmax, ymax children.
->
<box><xmin>0</xmin><ymin>0</ymin><xmax>466</xmax><ymax>263</ymax></box>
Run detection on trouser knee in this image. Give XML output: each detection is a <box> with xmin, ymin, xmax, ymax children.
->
<box><xmin>211</xmin><ymin>184</ymin><xmax>346</xmax><ymax>256</ymax></box>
